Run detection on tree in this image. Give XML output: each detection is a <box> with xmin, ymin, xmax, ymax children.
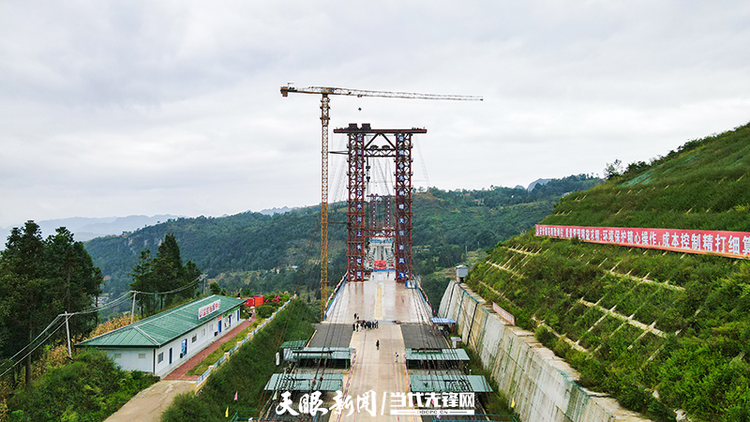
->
<box><xmin>209</xmin><ymin>282</ymin><xmax>222</xmax><ymax>296</ymax></box>
<box><xmin>0</xmin><ymin>221</ymin><xmax>103</xmax><ymax>386</ymax></box>
<box><xmin>0</xmin><ymin>222</ymin><xmax>56</xmax><ymax>386</ymax></box>
<box><xmin>604</xmin><ymin>159</ymin><xmax>623</xmax><ymax>180</ymax></box>
<box><xmin>129</xmin><ymin>234</ymin><xmax>202</xmax><ymax>317</ymax></box>
<box><xmin>129</xmin><ymin>250</ymin><xmax>156</xmax><ymax>316</ymax></box>
<box><xmin>44</xmin><ymin>227</ymin><xmax>103</xmax><ymax>334</ymax></box>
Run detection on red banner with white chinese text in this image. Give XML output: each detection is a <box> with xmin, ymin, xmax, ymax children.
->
<box><xmin>535</xmin><ymin>224</ymin><xmax>750</xmax><ymax>259</ymax></box>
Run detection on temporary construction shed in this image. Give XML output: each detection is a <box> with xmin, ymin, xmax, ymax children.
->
<box><xmin>76</xmin><ymin>295</ymin><xmax>245</xmax><ymax>378</ymax></box>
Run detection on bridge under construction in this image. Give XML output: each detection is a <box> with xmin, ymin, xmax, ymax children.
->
<box><xmin>258</xmin><ymin>267</ymin><xmax>497</xmax><ymax>422</ymax></box>
<box><xmin>255</xmin><ymin>89</ymin><xmax>510</xmax><ymax>421</ymax></box>
<box><xmin>252</xmin><ymin>120</ymin><xmax>502</xmax><ymax>422</ymax></box>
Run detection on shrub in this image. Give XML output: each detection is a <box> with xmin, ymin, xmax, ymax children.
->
<box><xmin>256</xmin><ymin>304</ymin><xmax>275</xmax><ymax>318</ymax></box>
<box><xmin>7</xmin><ymin>349</ymin><xmax>158</xmax><ymax>422</ymax></box>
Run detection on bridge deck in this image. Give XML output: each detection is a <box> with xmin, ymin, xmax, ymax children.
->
<box><xmin>320</xmin><ymin>271</ymin><xmax>436</xmax><ymax>422</ymax></box>
<box><xmin>326</xmin><ymin>271</ymin><xmax>432</xmax><ymax>324</ymax></box>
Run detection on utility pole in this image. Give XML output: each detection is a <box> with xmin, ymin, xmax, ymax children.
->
<box><xmin>130</xmin><ymin>291</ymin><xmax>137</xmax><ymax>324</ymax></box>
<box><xmin>64</xmin><ymin>313</ymin><xmax>72</xmax><ymax>359</ymax></box>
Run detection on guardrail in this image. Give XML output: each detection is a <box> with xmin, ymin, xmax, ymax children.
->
<box><xmin>324</xmin><ymin>275</ymin><xmax>348</xmax><ymax>319</ymax></box>
<box><xmin>195</xmin><ymin>298</ymin><xmax>293</xmax><ymax>389</ymax></box>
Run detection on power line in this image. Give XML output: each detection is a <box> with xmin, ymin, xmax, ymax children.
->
<box><xmin>0</xmin><ymin>274</ymin><xmax>207</xmax><ymax>379</ymax></box>
<box><xmin>0</xmin><ymin>317</ymin><xmax>68</xmax><ymax>378</ymax></box>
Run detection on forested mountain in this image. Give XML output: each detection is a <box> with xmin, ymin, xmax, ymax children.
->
<box><xmin>84</xmin><ymin>175</ymin><xmax>601</xmax><ymax>296</ymax></box>
<box><xmin>467</xmin><ymin>122</ymin><xmax>750</xmax><ymax>421</ymax></box>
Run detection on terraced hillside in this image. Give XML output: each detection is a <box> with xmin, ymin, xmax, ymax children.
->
<box><xmin>466</xmin><ymin>122</ymin><xmax>750</xmax><ymax>422</ymax></box>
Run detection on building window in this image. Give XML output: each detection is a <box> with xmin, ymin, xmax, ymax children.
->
<box><xmin>201</xmin><ymin>328</ymin><xmax>205</xmax><ymax>337</ymax></box>
<box><xmin>192</xmin><ymin>335</ymin><xmax>197</xmax><ymax>343</ymax></box>
<box><xmin>138</xmin><ymin>353</ymin><xmax>146</xmax><ymax>359</ymax></box>
<box><xmin>114</xmin><ymin>353</ymin><xmax>122</xmax><ymax>359</ymax></box>
<box><xmin>158</xmin><ymin>353</ymin><xmax>164</xmax><ymax>363</ymax></box>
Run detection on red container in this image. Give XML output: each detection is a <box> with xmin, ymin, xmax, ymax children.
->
<box><xmin>253</xmin><ymin>295</ymin><xmax>265</xmax><ymax>307</ymax></box>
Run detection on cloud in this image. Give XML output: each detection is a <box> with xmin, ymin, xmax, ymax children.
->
<box><xmin>1</xmin><ymin>1</ymin><xmax>750</xmax><ymax>227</ymax></box>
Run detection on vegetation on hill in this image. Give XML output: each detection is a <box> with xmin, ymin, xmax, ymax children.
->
<box><xmin>85</xmin><ymin>207</ymin><xmax>335</xmax><ymax>297</ymax></box>
<box><xmin>160</xmin><ymin>299</ymin><xmax>316</xmax><ymax>422</ymax></box>
<box><xmin>545</xmin><ymin>123</ymin><xmax>750</xmax><ymax>231</ymax></box>
<box><xmin>5</xmin><ymin>349</ymin><xmax>158</xmax><ymax>422</ymax></box>
<box><xmin>466</xmin><ymin>122</ymin><xmax>750</xmax><ymax>422</ymax></box>
<box><xmin>413</xmin><ymin>176</ymin><xmax>601</xmax><ymax>306</ymax></box>
<box><xmin>84</xmin><ymin>175</ymin><xmax>602</xmax><ymax>302</ymax></box>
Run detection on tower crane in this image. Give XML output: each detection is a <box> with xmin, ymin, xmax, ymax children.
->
<box><xmin>280</xmin><ymin>85</ymin><xmax>482</xmax><ymax>318</ymax></box>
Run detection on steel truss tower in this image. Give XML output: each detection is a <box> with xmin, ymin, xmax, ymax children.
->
<box><xmin>334</xmin><ymin>123</ymin><xmax>427</xmax><ymax>283</ymax></box>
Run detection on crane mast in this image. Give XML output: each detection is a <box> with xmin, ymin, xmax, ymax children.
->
<box><xmin>280</xmin><ymin>84</ymin><xmax>482</xmax><ymax>318</ymax></box>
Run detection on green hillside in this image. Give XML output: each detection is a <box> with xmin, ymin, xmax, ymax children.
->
<box><xmin>545</xmin><ymin>123</ymin><xmax>750</xmax><ymax>230</ymax></box>
<box><xmin>84</xmin><ymin>176</ymin><xmax>601</xmax><ymax>297</ymax></box>
<box><xmin>466</xmin><ymin>122</ymin><xmax>750</xmax><ymax>421</ymax></box>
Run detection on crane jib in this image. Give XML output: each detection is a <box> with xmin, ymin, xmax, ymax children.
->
<box><xmin>280</xmin><ymin>86</ymin><xmax>482</xmax><ymax>101</ymax></box>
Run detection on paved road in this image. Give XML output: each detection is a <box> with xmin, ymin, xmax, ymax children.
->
<box><xmin>104</xmin><ymin>380</ymin><xmax>194</xmax><ymax>422</ymax></box>
<box><xmin>327</xmin><ymin>271</ymin><xmax>432</xmax><ymax>325</ymax></box>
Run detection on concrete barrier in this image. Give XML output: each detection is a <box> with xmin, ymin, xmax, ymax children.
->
<box><xmin>438</xmin><ymin>280</ymin><xmax>650</xmax><ymax>422</ymax></box>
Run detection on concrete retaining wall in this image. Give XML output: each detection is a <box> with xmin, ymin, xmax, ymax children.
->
<box><xmin>438</xmin><ymin>280</ymin><xmax>650</xmax><ymax>422</ymax></box>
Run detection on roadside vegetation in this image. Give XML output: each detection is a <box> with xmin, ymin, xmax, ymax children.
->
<box><xmin>4</xmin><ymin>349</ymin><xmax>158</xmax><ymax>422</ymax></box>
<box><xmin>463</xmin><ymin>347</ymin><xmax>518</xmax><ymax>418</ymax></box>
<box><xmin>185</xmin><ymin>317</ymin><xmax>264</xmax><ymax>377</ymax></box>
<box><xmin>466</xmin><ymin>122</ymin><xmax>750</xmax><ymax>421</ymax></box>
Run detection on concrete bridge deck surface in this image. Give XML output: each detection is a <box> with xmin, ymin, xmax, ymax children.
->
<box><xmin>326</xmin><ymin>271</ymin><xmax>431</xmax><ymax>325</ymax></box>
<box><xmin>319</xmin><ymin>271</ymin><xmax>437</xmax><ymax>422</ymax></box>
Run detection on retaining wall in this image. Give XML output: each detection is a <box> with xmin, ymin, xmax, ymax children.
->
<box><xmin>438</xmin><ymin>280</ymin><xmax>650</xmax><ymax>422</ymax></box>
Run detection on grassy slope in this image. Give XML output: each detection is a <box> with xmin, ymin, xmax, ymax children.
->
<box><xmin>467</xmin><ymin>122</ymin><xmax>750</xmax><ymax>422</ymax></box>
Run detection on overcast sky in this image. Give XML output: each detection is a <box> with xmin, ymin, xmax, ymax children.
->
<box><xmin>1</xmin><ymin>1</ymin><xmax>749</xmax><ymax>228</ymax></box>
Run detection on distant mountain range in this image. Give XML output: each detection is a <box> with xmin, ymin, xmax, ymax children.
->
<box><xmin>0</xmin><ymin>215</ymin><xmax>183</xmax><ymax>243</ymax></box>
<box><xmin>527</xmin><ymin>178</ymin><xmax>553</xmax><ymax>191</ymax></box>
<box><xmin>0</xmin><ymin>207</ymin><xmax>297</xmax><ymax>244</ymax></box>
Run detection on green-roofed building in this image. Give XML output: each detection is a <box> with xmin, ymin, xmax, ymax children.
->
<box><xmin>76</xmin><ymin>295</ymin><xmax>245</xmax><ymax>377</ymax></box>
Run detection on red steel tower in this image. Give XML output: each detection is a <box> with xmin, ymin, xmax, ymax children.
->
<box><xmin>334</xmin><ymin>123</ymin><xmax>426</xmax><ymax>283</ymax></box>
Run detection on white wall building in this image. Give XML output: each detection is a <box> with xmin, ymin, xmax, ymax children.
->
<box><xmin>77</xmin><ymin>295</ymin><xmax>245</xmax><ymax>378</ymax></box>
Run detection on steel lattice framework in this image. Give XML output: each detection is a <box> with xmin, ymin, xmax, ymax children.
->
<box><xmin>334</xmin><ymin>123</ymin><xmax>427</xmax><ymax>283</ymax></box>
